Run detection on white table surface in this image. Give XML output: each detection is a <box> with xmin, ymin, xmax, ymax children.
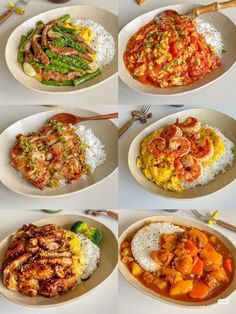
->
<box><xmin>119</xmin><ymin>0</ymin><xmax>236</xmax><ymax>106</ymax></box>
<box><xmin>119</xmin><ymin>104</ymin><xmax>236</xmax><ymax>209</ymax></box>
<box><xmin>0</xmin><ymin>0</ymin><xmax>118</xmax><ymax>106</ymax></box>
<box><xmin>0</xmin><ymin>104</ymin><xmax>118</xmax><ymax>209</ymax></box>
<box><xmin>119</xmin><ymin>209</ymin><xmax>236</xmax><ymax>314</ymax></box>
<box><xmin>0</xmin><ymin>209</ymin><xmax>118</xmax><ymax>314</ymax></box>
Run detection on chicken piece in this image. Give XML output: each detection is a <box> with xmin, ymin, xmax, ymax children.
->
<box><xmin>150</xmin><ymin>250</ymin><xmax>174</xmax><ymax>267</ymax></box>
<box><xmin>55</xmin><ymin>265</ymin><xmax>66</xmax><ymax>278</ymax></box>
<box><xmin>2</xmin><ymin>253</ymin><xmax>32</xmax><ymax>289</ymax></box>
<box><xmin>154</xmin><ymin>278</ymin><xmax>168</xmax><ymax>289</ymax></box>
<box><xmin>121</xmin><ymin>248</ymin><xmax>132</xmax><ymax>257</ymax></box>
<box><xmin>210</xmin><ymin>268</ymin><xmax>229</xmax><ymax>283</ymax></box>
<box><xmin>3</xmin><ymin>240</ymin><xmax>26</xmax><ymax>266</ymax></box>
<box><xmin>174</xmin><ymin>255</ymin><xmax>193</xmax><ymax>275</ymax></box>
<box><xmin>202</xmin><ymin>273</ymin><xmax>218</xmax><ymax>289</ymax></box>
<box><xmin>161</xmin><ymin>233</ymin><xmax>177</xmax><ymax>250</ymax></box>
<box><xmin>38</xmin><ymin>236</ymin><xmax>61</xmax><ymax>250</ymax></box>
<box><xmin>11</xmin><ymin>156</ymin><xmax>27</xmax><ymax>170</ymax></box>
<box><xmin>161</xmin><ymin>267</ymin><xmax>183</xmax><ymax>285</ymax></box>
<box><xmin>25</xmin><ymin>238</ymin><xmax>39</xmax><ymax>253</ymax></box>
<box><xmin>121</xmin><ymin>256</ymin><xmax>134</xmax><ymax>265</ymax></box>
<box><xmin>200</xmin><ymin>248</ymin><xmax>222</xmax><ymax>271</ymax></box>
<box><xmin>40</xmin><ymin>273</ymin><xmax>78</xmax><ymax>297</ymax></box>
<box><xmin>142</xmin><ymin>271</ymin><xmax>156</xmax><ymax>285</ymax></box>
<box><xmin>170</xmin><ymin>280</ymin><xmax>193</xmax><ymax>296</ymax></box>
<box><xmin>53</xmin><ymin>158</ymin><xmax>82</xmax><ymax>182</ymax></box>
<box><xmin>188</xmin><ymin>229</ymin><xmax>208</xmax><ymax>248</ymax></box>
<box><xmin>18</xmin><ymin>277</ymin><xmax>40</xmax><ymax>297</ymax></box>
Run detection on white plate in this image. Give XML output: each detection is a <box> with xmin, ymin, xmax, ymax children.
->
<box><xmin>128</xmin><ymin>108</ymin><xmax>236</xmax><ymax>199</ymax></box>
<box><xmin>119</xmin><ymin>215</ymin><xmax>236</xmax><ymax>307</ymax></box>
<box><xmin>119</xmin><ymin>3</ymin><xmax>236</xmax><ymax>96</ymax></box>
<box><xmin>5</xmin><ymin>5</ymin><xmax>118</xmax><ymax>94</ymax></box>
<box><xmin>0</xmin><ymin>214</ymin><xmax>118</xmax><ymax>307</ymax></box>
<box><xmin>0</xmin><ymin>108</ymin><xmax>118</xmax><ymax>198</ymax></box>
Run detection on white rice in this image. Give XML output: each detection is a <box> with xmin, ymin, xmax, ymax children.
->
<box><xmin>183</xmin><ymin>125</ymin><xmax>234</xmax><ymax>190</ymax></box>
<box><xmin>75</xmin><ymin>124</ymin><xmax>106</xmax><ymax>172</ymax></box>
<box><xmin>196</xmin><ymin>18</ymin><xmax>224</xmax><ymax>58</ymax></box>
<box><xmin>73</xmin><ymin>19</ymin><xmax>116</xmax><ymax>68</ymax></box>
<box><xmin>131</xmin><ymin>222</ymin><xmax>184</xmax><ymax>273</ymax></box>
<box><xmin>78</xmin><ymin>233</ymin><xmax>100</xmax><ymax>280</ymax></box>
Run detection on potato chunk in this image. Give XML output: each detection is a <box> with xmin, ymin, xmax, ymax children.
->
<box><xmin>131</xmin><ymin>262</ymin><xmax>143</xmax><ymax>276</ymax></box>
<box><xmin>200</xmin><ymin>248</ymin><xmax>222</xmax><ymax>271</ymax></box>
<box><xmin>170</xmin><ymin>280</ymin><xmax>193</xmax><ymax>296</ymax></box>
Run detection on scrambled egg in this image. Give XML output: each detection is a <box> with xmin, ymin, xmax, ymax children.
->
<box><xmin>136</xmin><ymin>127</ymin><xmax>225</xmax><ymax>193</ymax></box>
<box><xmin>64</xmin><ymin>22</ymin><xmax>93</xmax><ymax>43</ymax></box>
<box><xmin>200</xmin><ymin>128</ymin><xmax>225</xmax><ymax>165</ymax></box>
<box><xmin>66</xmin><ymin>231</ymin><xmax>85</xmax><ymax>277</ymax></box>
<box><xmin>137</xmin><ymin>128</ymin><xmax>183</xmax><ymax>192</ymax></box>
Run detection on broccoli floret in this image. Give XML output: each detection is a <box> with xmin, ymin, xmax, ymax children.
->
<box><xmin>85</xmin><ymin>227</ymin><xmax>103</xmax><ymax>246</ymax></box>
<box><xmin>71</xmin><ymin>221</ymin><xmax>88</xmax><ymax>234</ymax></box>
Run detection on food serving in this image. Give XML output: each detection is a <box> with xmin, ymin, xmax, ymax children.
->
<box><xmin>1</xmin><ymin>220</ymin><xmax>102</xmax><ymax>298</ymax></box>
<box><xmin>124</xmin><ymin>11</ymin><xmax>224</xmax><ymax>88</ymax></box>
<box><xmin>121</xmin><ymin>221</ymin><xmax>234</xmax><ymax>301</ymax></box>
<box><xmin>17</xmin><ymin>14</ymin><xmax>115</xmax><ymax>87</ymax></box>
<box><xmin>137</xmin><ymin>116</ymin><xmax>234</xmax><ymax>192</ymax></box>
<box><xmin>10</xmin><ymin>119</ymin><xmax>106</xmax><ymax>189</ymax></box>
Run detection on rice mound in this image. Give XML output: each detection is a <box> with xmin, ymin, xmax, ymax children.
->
<box><xmin>73</xmin><ymin>19</ymin><xmax>116</xmax><ymax>68</ymax></box>
<box><xmin>183</xmin><ymin>125</ymin><xmax>234</xmax><ymax>190</ymax></box>
<box><xmin>75</xmin><ymin>124</ymin><xmax>106</xmax><ymax>172</ymax></box>
<box><xmin>131</xmin><ymin>222</ymin><xmax>184</xmax><ymax>273</ymax></box>
<box><xmin>78</xmin><ymin>233</ymin><xmax>100</xmax><ymax>280</ymax></box>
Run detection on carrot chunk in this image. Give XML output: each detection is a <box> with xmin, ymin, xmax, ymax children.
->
<box><xmin>186</xmin><ymin>239</ymin><xmax>198</xmax><ymax>256</ymax></box>
<box><xmin>192</xmin><ymin>257</ymin><xmax>203</xmax><ymax>275</ymax></box>
<box><xmin>223</xmin><ymin>258</ymin><xmax>233</xmax><ymax>273</ymax></box>
<box><xmin>189</xmin><ymin>280</ymin><xmax>209</xmax><ymax>299</ymax></box>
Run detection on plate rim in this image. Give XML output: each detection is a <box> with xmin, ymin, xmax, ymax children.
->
<box><xmin>128</xmin><ymin>108</ymin><xmax>236</xmax><ymax>200</ymax></box>
<box><xmin>118</xmin><ymin>3</ymin><xmax>236</xmax><ymax>96</ymax></box>
<box><xmin>0</xmin><ymin>108</ymin><xmax>118</xmax><ymax>198</ymax></box>
<box><xmin>0</xmin><ymin>213</ymin><xmax>118</xmax><ymax>308</ymax></box>
<box><xmin>5</xmin><ymin>5</ymin><xmax>118</xmax><ymax>94</ymax></box>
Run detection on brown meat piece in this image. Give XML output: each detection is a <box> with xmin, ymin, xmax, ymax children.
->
<box><xmin>73</xmin><ymin>34</ymin><xmax>96</xmax><ymax>54</ymax></box>
<box><xmin>32</xmin><ymin>37</ymin><xmax>50</xmax><ymax>66</ymax></box>
<box><xmin>42</xmin><ymin>70</ymin><xmax>81</xmax><ymax>82</ymax></box>
<box><xmin>49</xmin><ymin>44</ymin><xmax>93</xmax><ymax>62</ymax></box>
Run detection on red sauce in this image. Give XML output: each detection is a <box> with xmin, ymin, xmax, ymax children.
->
<box><xmin>123</xmin><ymin>12</ymin><xmax>221</xmax><ymax>88</ymax></box>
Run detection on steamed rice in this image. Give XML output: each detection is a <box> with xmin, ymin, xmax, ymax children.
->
<box><xmin>183</xmin><ymin>125</ymin><xmax>234</xmax><ymax>190</ymax></box>
<box><xmin>78</xmin><ymin>233</ymin><xmax>100</xmax><ymax>279</ymax></box>
<box><xmin>75</xmin><ymin>124</ymin><xmax>106</xmax><ymax>172</ymax></box>
<box><xmin>196</xmin><ymin>18</ymin><xmax>224</xmax><ymax>58</ymax></box>
<box><xmin>131</xmin><ymin>222</ymin><xmax>184</xmax><ymax>272</ymax></box>
<box><xmin>73</xmin><ymin>19</ymin><xmax>116</xmax><ymax>68</ymax></box>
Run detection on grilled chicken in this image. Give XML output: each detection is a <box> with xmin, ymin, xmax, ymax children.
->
<box><xmin>10</xmin><ymin>121</ymin><xmax>87</xmax><ymax>189</ymax></box>
<box><xmin>1</xmin><ymin>224</ymin><xmax>79</xmax><ymax>298</ymax></box>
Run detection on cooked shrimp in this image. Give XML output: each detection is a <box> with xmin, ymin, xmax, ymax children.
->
<box><xmin>160</xmin><ymin>125</ymin><xmax>183</xmax><ymax>142</ymax></box>
<box><xmin>178</xmin><ymin>117</ymin><xmax>201</xmax><ymax>134</ymax></box>
<box><xmin>148</xmin><ymin>137</ymin><xmax>167</xmax><ymax>157</ymax></box>
<box><xmin>189</xmin><ymin>137</ymin><xmax>214</xmax><ymax>162</ymax></box>
<box><xmin>168</xmin><ymin>137</ymin><xmax>191</xmax><ymax>157</ymax></box>
<box><xmin>174</xmin><ymin>155</ymin><xmax>202</xmax><ymax>183</ymax></box>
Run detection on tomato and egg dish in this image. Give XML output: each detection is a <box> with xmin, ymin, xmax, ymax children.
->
<box><xmin>123</xmin><ymin>11</ymin><xmax>221</xmax><ymax>88</ymax></box>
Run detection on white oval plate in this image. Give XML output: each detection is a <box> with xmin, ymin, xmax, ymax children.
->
<box><xmin>119</xmin><ymin>215</ymin><xmax>236</xmax><ymax>307</ymax></box>
<box><xmin>119</xmin><ymin>3</ymin><xmax>236</xmax><ymax>96</ymax></box>
<box><xmin>0</xmin><ymin>214</ymin><xmax>118</xmax><ymax>307</ymax></box>
<box><xmin>5</xmin><ymin>5</ymin><xmax>118</xmax><ymax>94</ymax></box>
<box><xmin>128</xmin><ymin>109</ymin><xmax>236</xmax><ymax>199</ymax></box>
<box><xmin>0</xmin><ymin>108</ymin><xmax>118</xmax><ymax>198</ymax></box>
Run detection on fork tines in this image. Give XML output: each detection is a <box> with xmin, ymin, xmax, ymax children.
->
<box><xmin>140</xmin><ymin>105</ymin><xmax>151</xmax><ymax>114</ymax></box>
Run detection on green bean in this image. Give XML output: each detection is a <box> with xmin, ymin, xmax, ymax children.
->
<box><xmin>20</xmin><ymin>28</ymin><xmax>35</xmax><ymax>52</ymax></box>
<box><xmin>73</xmin><ymin>68</ymin><xmax>101</xmax><ymax>86</ymax></box>
<box><xmin>36</xmin><ymin>20</ymin><xmax>44</xmax><ymax>26</ymax></box>
<box><xmin>29</xmin><ymin>61</ymin><xmax>69</xmax><ymax>74</ymax></box>
<box><xmin>46</xmin><ymin>50</ymin><xmax>90</xmax><ymax>70</ymax></box>
<box><xmin>50</xmin><ymin>59</ymin><xmax>84</xmax><ymax>74</ymax></box>
<box><xmin>51</xmin><ymin>38</ymin><xmax>67</xmax><ymax>47</ymax></box>
<box><xmin>17</xmin><ymin>35</ymin><xmax>27</xmax><ymax>63</ymax></box>
<box><xmin>66</xmin><ymin>37</ymin><xmax>88</xmax><ymax>54</ymax></box>
<box><xmin>57</xmin><ymin>14</ymin><xmax>70</xmax><ymax>22</ymax></box>
<box><xmin>53</xmin><ymin>25</ymin><xmax>76</xmax><ymax>35</ymax></box>
<box><xmin>42</xmin><ymin>80</ymin><xmax>74</xmax><ymax>86</ymax></box>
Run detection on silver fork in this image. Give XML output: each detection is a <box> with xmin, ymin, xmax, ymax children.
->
<box><xmin>191</xmin><ymin>209</ymin><xmax>236</xmax><ymax>232</ymax></box>
<box><xmin>118</xmin><ymin>105</ymin><xmax>151</xmax><ymax>137</ymax></box>
<box><xmin>0</xmin><ymin>0</ymin><xmax>30</xmax><ymax>25</ymax></box>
